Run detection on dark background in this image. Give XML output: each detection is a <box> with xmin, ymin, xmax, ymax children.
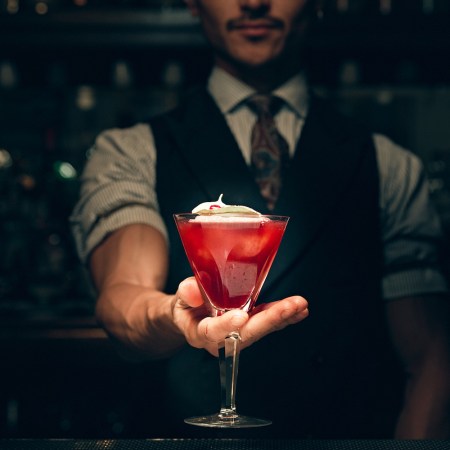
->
<box><xmin>1</xmin><ymin>0</ymin><xmax>450</xmax><ymax>440</ymax></box>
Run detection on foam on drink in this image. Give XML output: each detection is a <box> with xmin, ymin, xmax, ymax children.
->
<box><xmin>192</xmin><ymin>194</ymin><xmax>261</xmax><ymax>217</ymax></box>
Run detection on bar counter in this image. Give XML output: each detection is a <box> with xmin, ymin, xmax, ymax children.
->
<box><xmin>0</xmin><ymin>439</ymin><xmax>449</xmax><ymax>450</ymax></box>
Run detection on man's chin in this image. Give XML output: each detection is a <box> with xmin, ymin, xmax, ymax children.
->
<box><xmin>234</xmin><ymin>47</ymin><xmax>282</xmax><ymax>67</ymax></box>
<box><xmin>237</xmin><ymin>55</ymin><xmax>288</xmax><ymax>74</ymax></box>
<box><xmin>225</xmin><ymin>50</ymin><xmax>281</xmax><ymax>70</ymax></box>
<box><xmin>216</xmin><ymin>47</ymin><xmax>290</xmax><ymax>77</ymax></box>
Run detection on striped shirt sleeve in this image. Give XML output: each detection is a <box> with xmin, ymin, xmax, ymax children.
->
<box><xmin>375</xmin><ymin>133</ymin><xmax>448</xmax><ymax>299</ymax></box>
<box><xmin>69</xmin><ymin>123</ymin><xmax>168</xmax><ymax>264</ymax></box>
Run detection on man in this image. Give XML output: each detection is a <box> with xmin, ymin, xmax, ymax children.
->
<box><xmin>71</xmin><ymin>0</ymin><xmax>450</xmax><ymax>439</ymax></box>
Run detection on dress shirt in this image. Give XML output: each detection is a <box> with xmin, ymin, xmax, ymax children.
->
<box><xmin>70</xmin><ymin>67</ymin><xmax>448</xmax><ymax>300</ymax></box>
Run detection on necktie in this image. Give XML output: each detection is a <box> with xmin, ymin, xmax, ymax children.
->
<box><xmin>248</xmin><ymin>94</ymin><xmax>289</xmax><ymax>210</ymax></box>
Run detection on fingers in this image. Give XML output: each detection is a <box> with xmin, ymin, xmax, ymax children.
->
<box><xmin>196</xmin><ymin>310</ymin><xmax>248</xmax><ymax>344</ymax></box>
<box><xmin>174</xmin><ymin>277</ymin><xmax>249</xmax><ymax>355</ymax></box>
<box><xmin>185</xmin><ymin>308</ymin><xmax>248</xmax><ymax>356</ymax></box>
<box><xmin>177</xmin><ymin>277</ymin><xmax>204</xmax><ymax>308</ymax></box>
<box><xmin>183</xmin><ymin>310</ymin><xmax>248</xmax><ymax>356</ymax></box>
<box><xmin>174</xmin><ymin>278</ymin><xmax>309</xmax><ymax>356</ymax></box>
<box><xmin>240</xmin><ymin>296</ymin><xmax>309</xmax><ymax>349</ymax></box>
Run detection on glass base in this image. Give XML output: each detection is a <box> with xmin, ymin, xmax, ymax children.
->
<box><xmin>184</xmin><ymin>412</ymin><xmax>272</xmax><ymax>428</ymax></box>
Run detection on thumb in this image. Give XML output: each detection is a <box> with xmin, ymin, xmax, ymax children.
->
<box><xmin>177</xmin><ymin>277</ymin><xmax>204</xmax><ymax>308</ymax></box>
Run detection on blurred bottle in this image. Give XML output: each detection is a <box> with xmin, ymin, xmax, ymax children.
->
<box><xmin>379</xmin><ymin>0</ymin><xmax>392</xmax><ymax>15</ymax></box>
<box><xmin>160</xmin><ymin>59</ymin><xmax>184</xmax><ymax>111</ymax></box>
<box><xmin>74</xmin><ymin>84</ymin><xmax>98</xmax><ymax>153</ymax></box>
<box><xmin>22</xmin><ymin>0</ymin><xmax>60</xmax><ymax>14</ymax></box>
<box><xmin>110</xmin><ymin>59</ymin><xmax>137</xmax><ymax>128</ymax></box>
<box><xmin>0</xmin><ymin>148</ymin><xmax>13</xmax><ymax>177</ymax></box>
<box><xmin>33</xmin><ymin>0</ymin><xmax>49</xmax><ymax>15</ymax></box>
<box><xmin>2</xmin><ymin>0</ymin><xmax>19</xmax><ymax>14</ymax></box>
<box><xmin>422</xmin><ymin>0</ymin><xmax>434</xmax><ymax>14</ymax></box>
<box><xmin>0</xmin><ymin>61</ymin><xmax>19</xmax><ymax>90</ymax></box>
<box><xmin>111</xmin><ymin>60</ymin><xmax>134</xmax><ymax>90</ymax></box>
<box><xmin>338</xmin><ymin>60</ymin><xmax>362</xmax><ymax>87</ymax></box>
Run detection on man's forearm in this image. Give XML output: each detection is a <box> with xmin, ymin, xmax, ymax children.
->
<box><xmin>96</xmin><ymin>283</ymin><xmax>185</xmax><ymax>360</ymax></box>
<box><xmin>394</xmin><ymin>356</ymin><xmax>450</xmax><ymax>438</ymax></box>
<box><xmin>89</xmin><ymin>224</ymin><xmax>183</xmax><ymax>359</ymax></box>
<box><xmin>387</xmin><ymin>295</ymin><xmax>450</xmax><ymax>439</ymax></box>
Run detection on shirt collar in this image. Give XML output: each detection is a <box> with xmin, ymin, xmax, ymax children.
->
<box><xmin>207</xmin><ymin>66</ymin><xmax>309</xmax><ymax>118</ymax></box>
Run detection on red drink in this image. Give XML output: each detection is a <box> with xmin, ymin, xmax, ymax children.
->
<box><xmin>175</xmin><ymin>215</ymin><xmax>288</xmax><ymax>311</ymax></box>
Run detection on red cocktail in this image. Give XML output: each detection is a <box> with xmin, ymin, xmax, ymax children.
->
<box><xmin>174</xmin><ymin>212</ymin><xmax>289</xmax><ymax>428</ymax></box>
<box><xmin>176</xmin><ymin>215</ymin><xmax>287</xmax><ymax>311</ymax></box>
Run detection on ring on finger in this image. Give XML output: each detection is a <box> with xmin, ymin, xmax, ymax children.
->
<box><xmin>203</xmin><ymin>317</ymin><xmax>216</xmax><ymax>343</ymax></box>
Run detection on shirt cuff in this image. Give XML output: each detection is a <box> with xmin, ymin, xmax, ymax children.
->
<box><xmin>382</xmin><ymin>267</ymin><xmax>448</xmax><ymax>300</ymax></box>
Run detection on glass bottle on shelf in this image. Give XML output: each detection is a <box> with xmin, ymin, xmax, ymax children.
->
<box><xmin>379</xmin><ymin>0</ymin><xmax>392</xmax><ymax>15</ymax></box>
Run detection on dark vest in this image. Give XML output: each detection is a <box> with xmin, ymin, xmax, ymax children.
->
<box><xmin>150</xmin><ymin>87</ymin><xmax>404</xmax><ymax>438</ymax></box>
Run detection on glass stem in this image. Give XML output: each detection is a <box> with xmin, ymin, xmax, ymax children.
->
<box><xmin>218</xmin><ymin>331</ymin><xmax>241</xmax><ymax>419</ymax></box>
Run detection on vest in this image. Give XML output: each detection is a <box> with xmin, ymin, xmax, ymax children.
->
<box><xmin>150</xmin><ymin>87</ymin><xmax>404</xmax><ymax>438</ymax></box>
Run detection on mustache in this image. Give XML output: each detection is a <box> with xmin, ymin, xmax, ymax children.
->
<box><xmin>227</xmin><ymin>16</ymin><xmax>284</xmax><ymax>31</ymax></box>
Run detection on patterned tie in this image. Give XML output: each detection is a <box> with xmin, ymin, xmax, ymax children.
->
<box><xmin>248</xmin><ymin>94</ymin><xmax>289</xmax><ymax>210</ymax></box>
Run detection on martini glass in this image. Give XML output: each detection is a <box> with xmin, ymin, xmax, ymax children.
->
<box><xmin>174</xmin><ymin>212</ymin><xmax>289</xmax><ymax>428</ymax></box>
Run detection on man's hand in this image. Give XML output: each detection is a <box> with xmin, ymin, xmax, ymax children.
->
<box><xmin>173</xmin><ymin>277</ymin><xmax>309</xmax><ymax>356</ymax></box>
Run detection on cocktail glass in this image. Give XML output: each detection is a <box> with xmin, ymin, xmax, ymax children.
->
<box><xmin>173</xmin><ymin>212</ymin><xmax>289</xmax><ymax>428</ymax></box>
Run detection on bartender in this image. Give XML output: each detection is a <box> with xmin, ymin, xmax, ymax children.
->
<box><xmin>70</xmin><ymin>0</ymin><xmax>450</xmax><ymax>438</ymax></box>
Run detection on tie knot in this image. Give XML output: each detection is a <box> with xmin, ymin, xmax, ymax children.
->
<box><xmin>247</xmin><ymin>94</ymin><xmax>283</xmax><ymax>116</ymax></box>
